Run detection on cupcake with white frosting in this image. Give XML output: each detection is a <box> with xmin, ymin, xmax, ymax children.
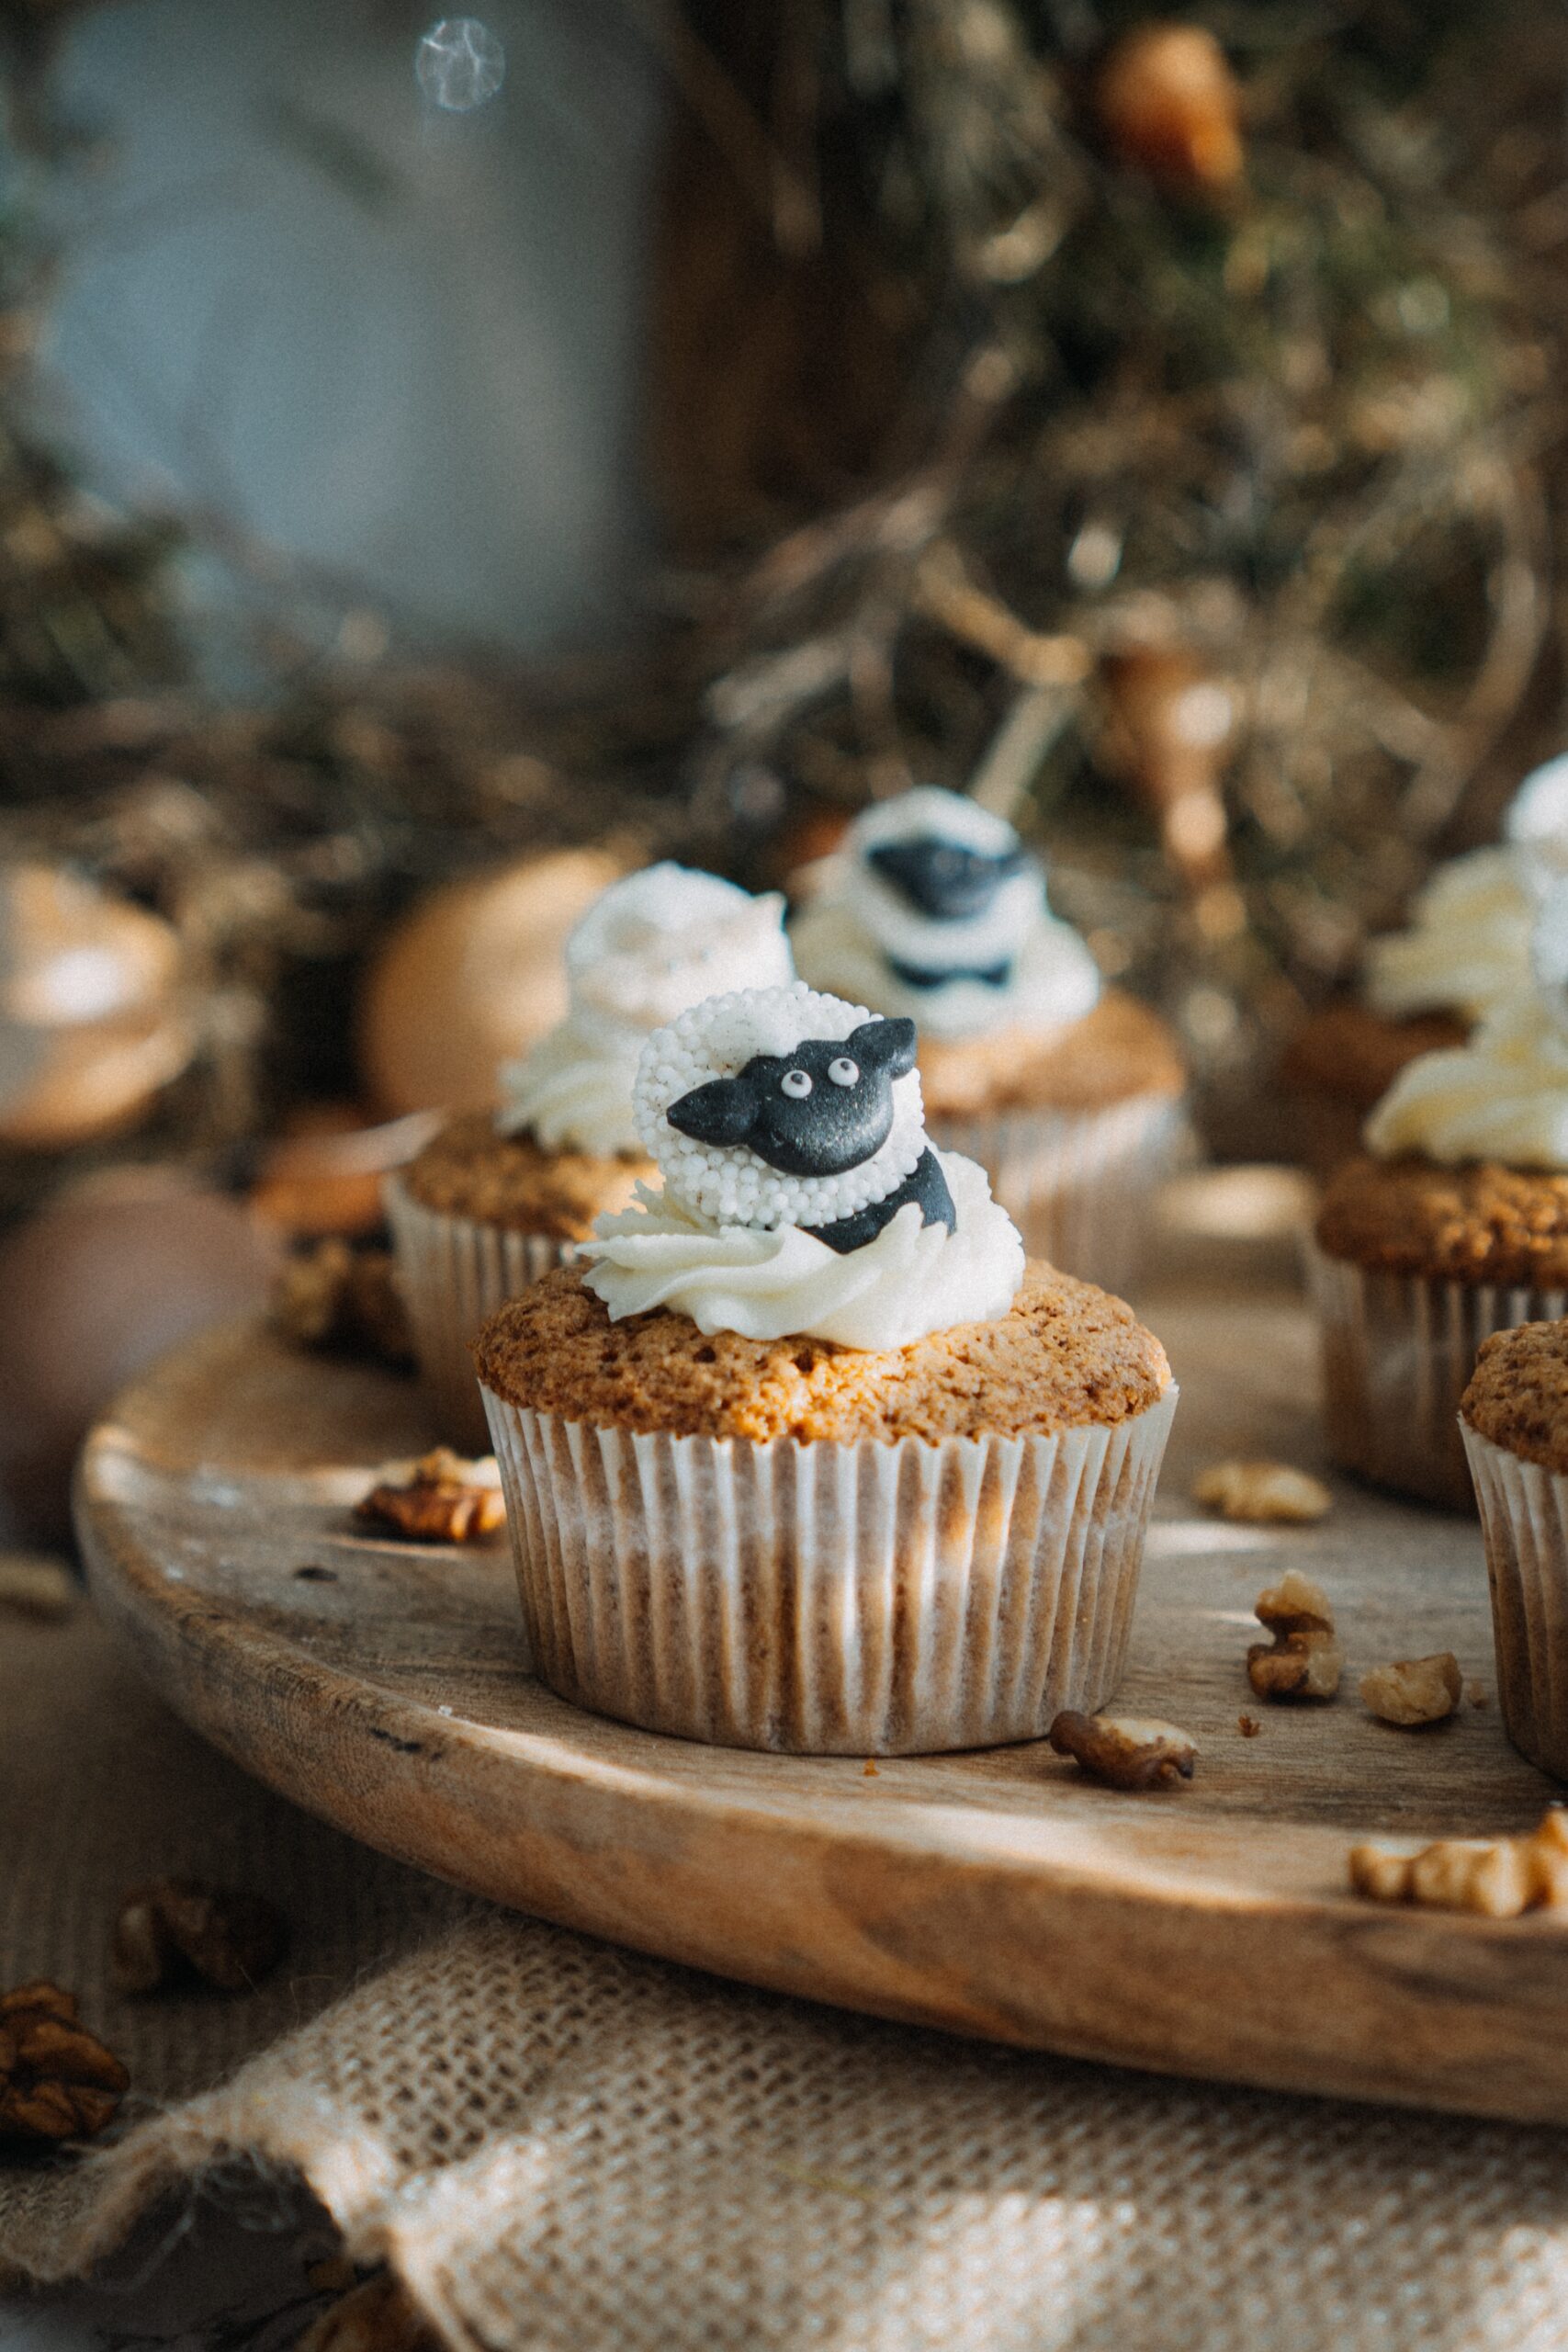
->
<box><xmin>387</xmin><ymin>864</ymin><xmax>793</xmax><ymax>1444</ymax></box>
<box><xmin>1286</xmin><ymin>752</ymin><xmax>1568</xmax><ymax>1173</ymax></box>
<box><xmin>1311</xmin><ymin>879</ymin><xmax>1568</xmax><ymax>1509</ymax></box>
<box><xmin>789</xmin><ymin>787</ymin><xmax>1185</xmax><ymax>1295</ymax></box>
<box><xmin>475</xmin><ymin>979</ymin><xmax>1178</xmax><ymax>1753</ymax></box>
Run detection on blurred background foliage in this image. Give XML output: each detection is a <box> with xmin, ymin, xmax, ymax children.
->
<box><xmin>0</xmin><ymin>0</ymin><xmax>1563</xmax><ymax>1202</ymax></box>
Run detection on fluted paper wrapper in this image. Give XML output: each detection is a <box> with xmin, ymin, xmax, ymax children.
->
<box><xmin>1462</xmin><ymin>1420</ymin><xmax>1568</xmax><ymax>1780</ymax></box>
<box><xmin>1310</xmin><ymin>1244</ymin><xmax>1568</xmax><ymax>1511</ymax></box>
<box><xmin>479</xmin><ymin>1385</ymin><xmax>1178</xmax><ymax>1754</ymax></box>
<box><xmin>928</xmin><ymin>1093</ymin><xmax>1184</xmax><ymax>1297</ymax></box>
<box><xmin>386</xmin><ymin>1173</ymin><xmax>573</xmax><ymax>1450</ymax></box>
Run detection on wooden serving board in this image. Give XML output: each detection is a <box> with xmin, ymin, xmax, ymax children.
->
<box><xmin>76</xmin><ymin>1282</ymin><xmax>1568</xmax><ymax>2125</ymax></box>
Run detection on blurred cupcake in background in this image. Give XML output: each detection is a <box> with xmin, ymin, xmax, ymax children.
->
<box><xmin>1312</xmin><ymin>876</ymin><xmax>1568</xmax><ymax>1510</ymax></box>
<box><xmin>387</xmin><ymin>863</ymin><xmax>793</xmax><ymax>1444</ymax></box>
<box><xmin>790</xmin><ymin>786</ymin><xmax>1186</xmax><ymax>1295</ymax></box>
<box><xmin>1285</xmin><ymin>752</ymin><xmax>1568</xmax><ymax>1175</ymax></box>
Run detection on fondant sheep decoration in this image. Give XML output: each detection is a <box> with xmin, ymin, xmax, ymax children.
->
<box><xmin>634</xmin><ymin>983</ymin><xmax>955</xmax><ymax>1252</ymax></box>
<box><xmin>819</xmin><ymin>786</ymin><xmax>1044</xmax><ymax>993</ymax></box>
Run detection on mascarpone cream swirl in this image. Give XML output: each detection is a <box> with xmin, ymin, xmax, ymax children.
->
<box><xmin>497</xmin><ymin>865</ymin><xmax>792</xmax><ymax>1157</ymax></box>
<box><xmin>581</xmin><ymin>978</ymin><xmax>1025</xmax><ymax>1348</ymax></box>
<box><xmin>583</xmin><ymin>1152</ymin><xmax>1023</xmax><ymax>1350</ymax></box>
<box><xmin>1362</xmin><ymin>754</ymin><xmax>1568</xmax><ymax>1023</ymax></box>
<box><xmin>790</xmin><ymin>786</ymin><xmax>1100</xmax><ymax>1043</ymax></box>
<box><xmin>1365</xmin><ymin>884</ymin><xmax>1568</xmax><ymax>1167</ymax></box>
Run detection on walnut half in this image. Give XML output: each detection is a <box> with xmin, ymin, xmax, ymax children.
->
<box><xmin>0</xmin><ymin>1982</ymin><xmax>130</xmax><ymax>2144</ymax></box>
<box><xmin>1349</xmin><ymin>1807</ymin><xmax>1568</xmax><ymax>1920</ymax></box>
<box><xmin>1194</xmin><ymin>1460</ymin><xmax>1331</xmax><ymax>1524</ymax></box>
<box><xmin>112</xmin><ymin>1880</ymin><xmax>288</xmax><ymax>1996</ymax></box>
<box><xmin>1359</xmin><ymin>1652</ymin><xmax>1462</xmax><ymax>1727</ymax></box>
<box><xmin>355</xmin><ymin>1450</ymin><xmax>506</xmax><ymax>1544</ymax></box>
<box><xmin>1247</xmin><ymin>1568</ymin><xmax>1342</xmax><ymax>1701</ymax></box>
<box><xmin>1048</xmin><ymin>1711</ymin><xmax>1198</xmax><ymax>1790</ymax></box>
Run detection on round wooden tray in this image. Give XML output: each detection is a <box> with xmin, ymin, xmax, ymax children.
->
<box><xmin>77</xmin><ymin>1288</ymin><xmax>1568</xmax><ymax>2125</ymax></box>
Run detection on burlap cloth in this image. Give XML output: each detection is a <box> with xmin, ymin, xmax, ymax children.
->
<box><xmin>6</xmin><ymin>1605</ymin><xmax>1568</xmax><ymax>2350</ymax></box>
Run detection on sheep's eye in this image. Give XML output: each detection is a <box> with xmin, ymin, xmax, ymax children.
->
<box><xmin>781</xmin><ymin>1069</ymin><xmax>813</xmax><ymax>1099</ymax></box>
<box><xmin>827</xmin><ymin>1057</ymin><xmax>859</xmax><ymax>1088</ymax></box>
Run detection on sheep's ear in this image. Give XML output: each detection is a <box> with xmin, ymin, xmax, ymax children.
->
<box><xmin>667</xmin><ymin>1076</ymin><xmax>758</xmax><ymax>1147</ymax></box>
<box><xmin>849</xmin><ymin>1017</ymin><xmax>917</xmax><ymax>1079</ymax></box>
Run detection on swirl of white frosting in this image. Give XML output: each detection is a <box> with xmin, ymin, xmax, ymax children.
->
<box><xmin>497</xmin><ymin>865</ymin><xmax>792</xmax><ymax>1155</ymax></box>
<box><xmin>1362</xmin><ymin>848</ymin><xmax>1532</xmax><ymax>1022</ymax></box>
<box><xmin>1361</xmin><ymin>755</ymin><xmax>1568</xmax><ymax>1023</ymax></box>
<box><xmin>1364</xmin><ymin>994</ymin><xmax>1568</xmax><ymax>1169</ymax></box>
<box><xmin>790</xmin><ymin>786</ymin><xmax>1100</xmax><ymax>1043</ymax></box>
<box><xmin>582</xmin><ymin>1150</ymin><xmax>1023</xmax><ymax>1349</ymax></box>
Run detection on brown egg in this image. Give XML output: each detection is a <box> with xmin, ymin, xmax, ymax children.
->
<box><xmin>1095</xmin><ymin>25</ymin><xmax>1244</xmax><ymax>194</ymax></box>
<box><xmin>357</xmin><ymin>848</ymin><xmax>623</xmax><ymax>1116</ymax></box>
<box><xmin>0</xmin><ymin>864</ymin><xmax>193</xmax><ymax>1148</ymax></box>
<box><xmin>0</xmin><ymin>1169</ymin><xmax>280</xmax><ymax>1543</ymax></box>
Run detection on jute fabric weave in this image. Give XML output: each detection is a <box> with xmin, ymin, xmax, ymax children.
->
<box><xmin>5</xmin><ymin>1609</ymin><xmax>1568</xmax><ymax>2350</ymax></box>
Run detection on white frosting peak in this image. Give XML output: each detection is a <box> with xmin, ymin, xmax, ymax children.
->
<box><xmin>497</xmin><ymin>865</ymin><xmax>792</xmax><ymax>1156</ymax></box>
<box><xmin>1365</xmin><ymin>884</ymin><xmax>1568</xmax><ymax>1167</ymax></box>
<box><xmin>790</xmin><ymin>786</ymin><xmax>1100</xmax><ymax>1043</ymax></box>
<box><xmin>1362</xmin><ymin>753</ymin><xmax>1568</xmax><ymax>1023</ymax></box>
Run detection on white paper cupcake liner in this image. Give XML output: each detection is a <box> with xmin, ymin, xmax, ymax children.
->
<box><xmin>385</xmin><ymin>1173</ymin><xmax>575</xmax><ymax>1450</ymax></box>
<box><xmin>1309</xmin><ymin>1244</ymin><xmax>1568</xmax><ymax>1511</ymax></box>
<box><xmin>479</xmin><ymin>1385</ymin><xmax>1178</xmax><ymax>1755</ymax></box>
<box><xmin>1461</xmin><ymin>1420</ymin><xmax>1568</xmax><ymax>1781</ymax></box>
<box><xmin>927</xmin><ymin>1093</ymin><xmax>1185</xmax><ymax>1298</ymax></box>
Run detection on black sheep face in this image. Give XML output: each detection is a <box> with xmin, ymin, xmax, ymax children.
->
<box><xmin>867</xmin><ymin>834</ymin><xmax>1027</xmax><ymax>921</ymax></box>
<box><xmin>667</xmin><ymin>1018</ymin><xmax>917</xmax><ymax>1178</ymax></box>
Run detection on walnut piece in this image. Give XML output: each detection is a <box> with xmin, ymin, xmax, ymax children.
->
<box><xmin>1237</xmin><ymin>1713</ymin><xmax>1262</xmax><ymax>1738</ymax></box>
<box><xmin>0</xmin><ymin>1552</ymin><xmax>76</xmax><ymax>1622</ymax></box>
<box><xmin>111</xmin><ymin>1880</ymin><xmax>288</xmax><ymax>1996</ymax></box>
<box><xmin>355</xmin><ymin>1449</ymin><xmax>506</xmax><ymax>1543</ymax></box>
<box><xmin>273</xmin><ymin>1241</ymin><xmax>412</xmax><ymax>1367</ymax></box>
<box><xmin>1048</xmin><ymin>1711</ymin><xmax>1197</xmax><ymax>1790</ymax></box>
<box><xmin>0</xmin><ymin>1981</ymin><xmax>130</xmax><ymax>2143</ymax></box>
<box><xmin>1193</xmin><ymin>1460</ymin><xmax>1331</xmax><ymax>1524</ymax></box>
<box><xmin>1247</xmin><ymin>1568</ymin><xmax>1342</xmax><ymax>1701</ymax></box>
<box><xmin>1359</xmin><ymin>1652</ymin><xmax>1462</xmax><ymax>1727</ymax></box>
<box><xmin>1349</xmin><ymin>1808</ymin><xmax>1568</xmax><ymax>1920</ymax></box>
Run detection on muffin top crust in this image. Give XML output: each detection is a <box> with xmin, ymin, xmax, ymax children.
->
<box><xmin>400</xmin><ymin>1112</ymin><xmax>649</xmax><ymax>1238</ymax></box>
<box><xmin>1462</xmin><ymin>1318</ymin><xmax>1568</xmax><ymax>1473</ymax></box>
<box><xmin>1315</xmin><ymin>1156</ymin><xmax>1568</xmax><ymax>1288</ymax></box>
<box><xmin>917</xmin><ymin>988</ymin><xmax>1184</xmax><ymax>1119</ymax></box>
<box><xmin>473</xmin><ymin>1260</ymin><xmax>1171</xmax><ymax>1445</ymax></box>
<box><xmin>1280</xmin><ymin>1000</ymin><xmax>1466</xmax><ymax>1114</ymax></box>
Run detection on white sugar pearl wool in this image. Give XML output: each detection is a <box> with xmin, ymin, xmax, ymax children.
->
<box><xmin>633</xmin><ymin>982</ymin><xmax>930</xmax><ymax>1232</ymax></box>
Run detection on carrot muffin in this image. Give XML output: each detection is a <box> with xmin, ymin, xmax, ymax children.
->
<box><xmin>1312</xmin><ymin>901</ymin><xmax>1568</xmax><ymax>1508</ymax></box>
<box><xmin>1286</xmin><ymin>753</ymin><xmax>1568</xmax><ymax>1173</ymax></box>
<box><xmin>1461</xmin><ymin>1320</ymin><xmax>1568</xmax><ymax>1780</ymax></box>
<box><xmin>387</xmin><ymin>864</ymin><xmax>792</xmax><ymax>1444</ymax></box>
<box><xmin>474</xmin><ymin>979</ymin><xmax>1178</xmax><ymax>1754</ymax></box>
<box><xmin>789</xmin><ymin>786</ymin><xmax>1185</xmax><ymax>1295</ymax></box>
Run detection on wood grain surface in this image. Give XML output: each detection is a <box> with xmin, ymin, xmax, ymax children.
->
<box><xmin>75</xmin><ymin>1275</ymin><xmax>1568</xmax><ymax>2125</ymax></box>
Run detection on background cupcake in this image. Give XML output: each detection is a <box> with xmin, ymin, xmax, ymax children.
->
<box><xmin>1312</xmin><ymin>881</ymin><xmax>1568</xmax><ymax>1508</ymax></box>
<box><xmin>1461</xmin><ymin>1320</ymin><xmax>1568</xmax><ymax>1781</ymax></box>
<box><xmin>389</xmin><ymin>864</ymin><xmax>792</xmax><ymax>1444</ymax></box>
<box><xmin>1285</xmin><ymin>752</ymin><xmax>1568</xmax><ymax>1174</ymax></box>
<box><xmin>475</xmin><ymin>978</ymin><xmax>1177</xmax><ymax>1755</ymax></box>
<box><xmin>789</xmin><ymin>786</ymin><xmax>1186</xmax><ymax>1295</ymax></box>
